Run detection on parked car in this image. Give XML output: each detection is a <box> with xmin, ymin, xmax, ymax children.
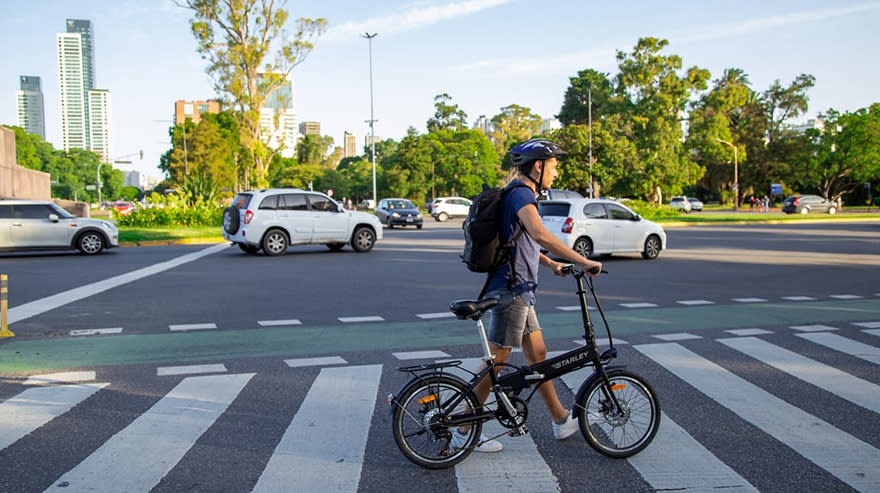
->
<box><xmin>110</xmin><ymin>201</ymin><xmax>134</xmax><ymax>216</ymax></box>
<box><xmin>540</xmin><ymin>189</ymin><xmax>584</xmax><ymax>201</ymax></box>
<box><xmin>0</xmin><ymin>199</ymin><xmax>119</xmax><ymax>254</ymax></box>
<box><xmin>375</xmin><ymin>198</ymin><xmax>423</xmax><ymax>229</ymax></box>
<box><xmin>221</xmin><ymin>188</ymin><xmax>382</xmax><ymax>256</ymax></box>
<box><xmin>669</xmin><ymin>196</ymin><xmax>692</xmax><ymax>213</ymax></box>
<box><xmin>538</xmin><ymin>198</ymin><xmax>667</xmax><ymax>260</ymax></box>
<box><xmin>687</xmin><ymin>197</ymin><xmax>704</xmax><ymax>212</ymax></box>
<box><xmin>781</xmin><ymin>194</ymin><xmax>838</xmax><ymax>215</ymax></box>
<box><xmin>430</xmin><ymin>196</ymin><xmax>472</xmax><ymax>222</ymax></box>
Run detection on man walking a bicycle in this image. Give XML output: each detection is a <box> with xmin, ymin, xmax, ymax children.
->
<box><xmin>455</xmin><ymin>138</ymin><xmax>604</xmax><ymax>452</ymax></box>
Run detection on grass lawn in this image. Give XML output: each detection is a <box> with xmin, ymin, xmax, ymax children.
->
<box><xmin>118</xmin><ymin>226</ymin><xmax>223</xmax><ymax>243</ymax></box>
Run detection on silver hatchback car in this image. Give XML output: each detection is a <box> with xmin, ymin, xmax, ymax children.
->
<box><xmin>0</xmin><ymin>199</ymin><xmax>119</xmax><ymax>254</ymax></box>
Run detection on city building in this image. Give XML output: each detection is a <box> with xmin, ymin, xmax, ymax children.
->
<box><xmin>174</xmin><ymin>99</ymin><xmax>221</xmax><ymax>125</ymax></box>
<box><xmin>57</xmin><ymin>31</ymin><xmax>88</xmax><ymax>151</ymax></box>
<box><xmin>540</xmin><ymin>117</ymin><xmax>562</xmax><ymax>133</ymax></box>
<box><xmin>259</xmin><ymin>72</ymin><xmax>298</xmax><ymax>158</ymax></box>
<box><xmin>16</xmin><ymin>76</ymin><xmax>45</xmax><ymax>139</ymax></box>
<box><xmin>473</xmin><ymin>115</ymin><xmax>490</xmax><ymax>134</ymax></box>
<box><xmin>791</xmin><ymin>118</ymin><xmax>826</xmax><ymax>135</ymax></box>
<box><xmin>87</xmin><ymin>89</ymin><xmax>111</xmax><ymax>163</ymax></box>
<box><xmin>343</xmin><ymin>131</ymin><xmax>358</xmax><ymax>158</ymax></box>
<box><xmin>299</xmin><ymin>121</ymin><xmax>321</xmax><ymax>136</ymax></box>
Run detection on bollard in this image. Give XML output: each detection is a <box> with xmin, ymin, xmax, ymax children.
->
<box><xmin>0</xmin><ymin>274</ymin><xmax>13</xmax><ymax>338</ymax></box>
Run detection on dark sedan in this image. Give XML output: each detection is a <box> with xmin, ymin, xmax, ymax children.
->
<box><xmin>375</xmin><ymin>198</ymin><xmax>424</xmax><ymax>229</ymax></box>
<box><xmin>781</xmin><ymin>194</ymin><xmax>838</xmax><ymax>215</ymax></box>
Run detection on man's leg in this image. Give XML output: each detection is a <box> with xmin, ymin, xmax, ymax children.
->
<box><xmin>522</xmin><ymin>331</ymin><xmax>568</xmax><ymax>422</ymax></box>
<box><xmin>474</xmin><ymin>344</ymin><xmax>510</xmax><ymax>406</ymax></box>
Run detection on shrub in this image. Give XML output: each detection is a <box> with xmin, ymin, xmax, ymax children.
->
<box><xmin>115</xmin><ymin>202</ymin><xmax>224</xmax><ymax>227</ymax></box>
<box><xmin>625</xmin><ymin>199</ymin><xmax>685</xmax><ymax>220</ymax></box>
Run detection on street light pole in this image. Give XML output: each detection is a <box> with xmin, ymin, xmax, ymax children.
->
<box><xmin>588</xmin><ymin>89</ymin><xmax>593</xmax><ymax>198</ymax></box>
<box><xmin>97</xmin><ymin>162</ymin><xmax>105</xmax><ymax>205</ymax></box>
<box><xmin>716</xmin><ymin>137</ymin><xmax>739</xmax><ymax>210</ymax></box>
<box><xmin>363</xmin><ymin>32</ymin><xmax>378</xmax><ymax>208</ymax></box>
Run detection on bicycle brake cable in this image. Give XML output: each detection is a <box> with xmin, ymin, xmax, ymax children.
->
<box><xmin>586</xmin><ymin>276</ymin><xmax>614</xmax><ymax>349</ymax></box>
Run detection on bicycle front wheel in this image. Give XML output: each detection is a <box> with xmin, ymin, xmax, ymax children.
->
<box><xmin>574</xmin><ymin>369</ymin><xmax>660</xmax><ymax>458</ymax></box>
<box><xmin>391</xmin><ymin>375</ymin><xmax>482</xmax><ymax>469</ymax></box>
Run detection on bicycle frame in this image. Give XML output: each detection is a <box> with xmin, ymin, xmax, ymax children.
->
<box><xmin>396</xmin><ymin>266</ymin><xmax>622</xmax><ymax>432</ymax></box>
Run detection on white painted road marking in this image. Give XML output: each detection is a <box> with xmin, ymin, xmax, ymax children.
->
<box><xmin>393</xmin><ymin>350</ymin><xmax>451</xmax><ymax>360</ymax></box>
<box><xmin>635</xmin><ymin>342</ymin><xmax>880</xmax><ymax>492</ymax></box>
<box><xmin>720</xmin><ymin>336</ymin><xmax>880</xmax><ymax>413</ymax></box>
<box><xmin>252</xmin><ymin>365</ymin><xmax>381</xmax><ymax>493</ymax></box>
<box><xmin>45</xmin><ymin>373</ymin><xmax>254</xmax><ymax>492</ymax></box>
<box><xmin>257</xmin><ymin>319</ymin><xmax>302</xmax><ymax>326</ymax></box>
<box><xmin>156</xmin><ymin>364</ymin><xmax>227</xmax><ymax>377</ymax></box>
<box><xmin>620</xmin><ymin>302</ymin><xmax>659</xmax><ymax>308</ymax></box>
<box><xmin>829</xmin><ymin>294</ymin><xmax>863</xmax><ymax>299</ymax></box>
<box><xmin>7</xmin><ymin>243</ymin><xmax>230</xmax><ymax>324</ymax></box>
<box><xmin>338</xmin><ymin>316</ymin><xmax>384</xmax><ymax>323</ymax></box>
<box><xmin>790</xmin><ymin>324</ymin><xmax>839</xmax><ymax>332</ymax></box>
<box><xmin>853</xmin><ymin>321</ymin><xmax>880</xmax><ymax>329</ymax></box>
<box><xmin>652</xmin><ymin>333</ymin><xmax>702</xmax><ymax>341</ymax></box>
<box><xmin>23</xmin><ymin>371</ymin><xmax>96</xmax><ymax>385</ymax></box>
<box><xmin>284</xmin><ymin>356</ymin><xmax>347</xmax><ymax>367</ymax></box>
<box><xmin>416</xmin><ymin>312</ymin><xmax>456</xmax><ymax>319</ymax></box>
<box><xmin>169</xmin><ymin>323</ymin><xmax>217</xmax><ymax>331</ymax></box>
<box><xmin>0</xmin><ymin>383</ymin><xmax>108</xmax><ymax>451</ymax></box>
<box><xmin>782</xmin><ymin>296</ymin><xmax>816</xmax><ymax>301</ymax></box>
<box><xmin>732</xmin><ymin>298</ymin><xmax>767</xmax><ymax>303</ymax></box>
<box><xmin>69</xmin><ymin>328</ymin><xmax>123</xmax><ymax>336</ymax></box>
<box><xmin>725</xmin><ymin>328</ymin><xmax>773</xmax><ymax>336</ymax></box>
<box><xmin>796</xmin><ymin>332</ymin><xmax>880</xmax><ymax>366</ymax></box>
<box><xmin>676</xmin><ymin>299</ymin><xmax>715</xmax><ymax>305</ymax></box>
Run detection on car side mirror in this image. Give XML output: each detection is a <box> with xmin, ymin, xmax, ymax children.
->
<box><xmin>48</xmin><ymin>213</ymin><xmax>60</xmax><ymax>222</ymax></box>
<box><xmin>632</xmin><ymin>214</ymin><xmax>641</xmax><ymax>221</ymax></box>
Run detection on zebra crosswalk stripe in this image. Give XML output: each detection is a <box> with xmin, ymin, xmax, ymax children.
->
<box><xmin>795</xmin><ymin>331</ymin><xmax>880</xmax><ymax>365</ymax></box>
<box><xmin>45</xmin><ymin>373</ymin><xmax>254</xmax><ymax>492</ymax></box>
<box><xmin>719</xmin><ymin>336</ymin><xmax>880</xmax><ymax>414</ymax></box>
<box><xmin>252</xmin><ymin>365</ymin><xmax>382</xmax><ymax>493</ymax></box>
<box><xmin>0</xmin><ymin>383</ymin><xmax>108</xmax><ymax>451</ymax></box>
<box><xmin>634</xmin><ymin>342</ymin><xmax>880</xmax><ymax>493</ymax></box>
<box><xmin>558</xmin><ymin>368</ymin><xmax>758</xmax><ymax>492</ymax></box>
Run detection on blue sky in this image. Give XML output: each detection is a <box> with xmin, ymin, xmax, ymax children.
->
<box><xmin>2</xmin><ymin>0</ymin><xmax>879</xmax><ymax>181</ymax></box>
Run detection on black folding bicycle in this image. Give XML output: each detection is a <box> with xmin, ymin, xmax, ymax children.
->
<box><xmin>389</xmin><ymin>265</ymin><xmax>661</xmax><ymax>469</ymax></box>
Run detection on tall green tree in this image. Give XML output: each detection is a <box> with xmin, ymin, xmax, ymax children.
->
<box><xmin>557</xmin><ymin>69</ymin><xmax>615</xmax><ymax>126</ymax></box>
<box><xmin>488</xmin><ymin>104</ymin><xmax>544</xmax><ymax>158</ymax></box>
<box><xmin>426</xmin><ymin>93</ymin><xmax>468</xmax><ymax>132</ymax></box>
<box><xmin>182</xmin><ymin>0</ymin><xmax>326</xmax><ymax>188</ymax></box>
<box><xmin>614</xmin><ymin>37</ymin><xmax>709</xmax><ymax>202</ymax></box>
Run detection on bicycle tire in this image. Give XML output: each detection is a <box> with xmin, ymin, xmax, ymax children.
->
<box><xmin>391</xmin><ymin>374</ymin><xmax>483</xmax><ymax>469</ymax></box>
<box><xmin>574</xmin><ymin>369</ymin><xmax>660</xmax><ymax>458</ymax></box>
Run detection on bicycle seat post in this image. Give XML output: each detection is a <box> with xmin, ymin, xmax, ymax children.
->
<box><xmin>475</xmin><ymin>317</ymin><xmax>495</xmax><ymax>365</ymax></box>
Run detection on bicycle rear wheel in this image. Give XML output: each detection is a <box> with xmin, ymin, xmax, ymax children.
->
<box><xmin>574</xmin><ymin>369</ymin><xmax>660</xmax><ymax>458</ymax></box>
<box><xmin>391</xmin><ymin>374</ymin><xmax>483</xmax><ymax>469</ymax></box>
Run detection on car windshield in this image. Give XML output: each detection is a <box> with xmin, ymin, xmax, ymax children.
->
<box><xmin>537</xmin><ymin>202</ymin><xmax>571</xmax><ymax>217</ymax></box>
<box><xmin>49</xmin><ymin>204</ymin><xmax>74</xmax><ymax>219</ymax></box>
<box><xmin>388</xmin><ymin>200</ymin><xmax>415</xmax><ymax>209</ymax></box>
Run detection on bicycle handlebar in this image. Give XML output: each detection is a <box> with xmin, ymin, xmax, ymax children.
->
<box><xmin>561</xmin><ymin>264</ymin><xmax>607</xmax><ymax>277</ymax></box>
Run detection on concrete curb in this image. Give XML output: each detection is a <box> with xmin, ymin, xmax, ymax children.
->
<box><xmin>660</xmin><ymin>216</ymin><xmax>880</xmax><ymax>228</ymax></box>
<box><xmin>120</xmin><ymin>238</ymin><xmax>227</xmax><ymax>247</ymax></box>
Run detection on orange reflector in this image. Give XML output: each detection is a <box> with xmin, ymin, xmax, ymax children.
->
<box><xmin>419</xmin><ymin>394</ymin><xmax>438</xmax><ymax>404</ymax></box>
<box><xmin>611</xmin><ymin>384</ymin><xmax>627</xmax><ymax>391</ymax></box>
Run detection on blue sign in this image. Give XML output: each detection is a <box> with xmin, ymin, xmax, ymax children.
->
<box><xmin>771</xmin><ymin>183</ymin><xmax>783</xmax><ymax>195</ymax></box>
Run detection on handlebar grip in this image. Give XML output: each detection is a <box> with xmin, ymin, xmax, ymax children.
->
<box><xmin>560</xmin><ymin>264</ymin><xmax>608</xmax><ymax>276</ymax></box>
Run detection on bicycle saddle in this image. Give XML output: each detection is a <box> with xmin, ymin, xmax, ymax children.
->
<box><xmin>449</xmin><ymin>298</ymin><xmax>499</xmax><ymax>320</ymax></box>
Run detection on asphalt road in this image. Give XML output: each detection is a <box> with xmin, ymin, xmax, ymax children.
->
<box><xmin>0</xmin><ymin>219</ymin><xmax>878</xmax><ymax>492</ymax></box>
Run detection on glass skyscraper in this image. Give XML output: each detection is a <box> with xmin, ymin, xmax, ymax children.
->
<box><xmin>16</xmin><ymin>76</ymin><xmax>45</xmax><ymax>139</ymax></box>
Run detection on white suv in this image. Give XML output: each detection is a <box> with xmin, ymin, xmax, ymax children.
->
<box><xmin>0</xmin><ymin>199</ymin><xmax>119</xmax><ymax>254</ymax></box>
<box><xmin>221</xmin><ymin>189</ymin><xmax>383</xmax><ymax>256</ymax></box>
<box><xmin>430</xmin><ymin>197</ymin><xmax>472</xmax><ymax>222</ymax></box>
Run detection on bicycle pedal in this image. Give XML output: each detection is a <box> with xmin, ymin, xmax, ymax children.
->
<box><xmin>508</xmin><ymin>426</ymin><xmax>528</xmax><ymax>437</ymax></box>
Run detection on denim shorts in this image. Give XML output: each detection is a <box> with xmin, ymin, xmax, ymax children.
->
<box><xmin>486</xmin><ymin>289</ymin><xmax>541</xmax><ymax>348</ymax></box>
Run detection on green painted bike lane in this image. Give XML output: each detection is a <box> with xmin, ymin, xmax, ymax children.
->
<box><xmin>1</xmin><ymin>299</ymin><xmax>878</xmax><ymax>373</ymax></box>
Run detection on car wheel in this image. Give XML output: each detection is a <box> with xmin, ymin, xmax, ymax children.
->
<box><xmin>417</xmin><ymin>224</ymin><xmax>423</xmax><ymax>229</ymax></box>
<box><xmin>827</xmin><ymin>206</ymin><xmax>836</xmax><ymax>215</ymax></box>
<box><xmin>573</xmin><ymin>237</ymin><xmax>593</xmax><ymax>258</ymax></box>
<box><xmin>800</xmin><ymin>207</ymin><xmax>809</xmax><ymax>215</ymax></box>
<box><xmin>327</xmin><ymin>242</ymin><xmax>345</xmax><ymax>251</ymax></box>
<box><xmin>261</xmin><ymin>229</ymin><xmax>288</xmax><ymax>256</ymax></box>
<box><xmin>351</xmin><ymin>226</ymin><xmax>376</xmax><ymax>252</ymax></box>
<box><xmin>238</xmin><ymin>243</ymin><xmax>260</xmax><ymax>254</ymax></box>
<box><xmin>437</xmin><ymin>212</ymin><xmax>448</xmax><ymax>222</ymax></box>
<box><xmin>386</xmin><ymin>217</ymin><xmax>394</xmax><ymax>229</ymax></box>
<box><xmin>223</xmin><ymin>206</ymin><xmax>240</xmax><ymax>234</ymax></box>
<box><xmin>641</xmin><ymin>235</ymin><xmax>662</xmax><ymax>260</ymax></box>
<box><xmin>77</xmin><ymin>231</ymin><xmax>105</xmax><ymax>255</ymax></box>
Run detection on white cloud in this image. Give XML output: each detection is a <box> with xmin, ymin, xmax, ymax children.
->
<box><xmin>323</xmin><ymin>0</ymin><xmax>513</xmax><ymax>42</ymax></box>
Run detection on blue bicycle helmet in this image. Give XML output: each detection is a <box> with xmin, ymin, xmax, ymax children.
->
<box><xmin>509</xmin><ymin>139</ymin><xmax>567</xmax><ymax>170</ymax></box>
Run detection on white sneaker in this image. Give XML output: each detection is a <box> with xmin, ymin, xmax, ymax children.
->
<box><xmin>451</xmin><ymin>429</ymin><xmax>503</xmax><ymax>453</ymax></box>
<box><xmin>552</xmin><ymin>412</ymin><xmax>579</xmax><ymax>440</ymax></box>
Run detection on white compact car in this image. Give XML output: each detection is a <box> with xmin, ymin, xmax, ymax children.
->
<box><xmin>0</xmin><ymin>199</ymin><xmax>119</xmax><ymax>254</ymax></box>
<box><xmin>222</xmin><ymin>188</ymin><xmax>383</xmax><ymax>256</ymax></box>
<box><xmin>430</xmin><ymin>197</ymin><xmax>472</xmax><ymax>222</ymax></box>
<box><xmin>538</xmin><ymin>198</ymin><xmax>666</xmax><ymax>259</ymax></box>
